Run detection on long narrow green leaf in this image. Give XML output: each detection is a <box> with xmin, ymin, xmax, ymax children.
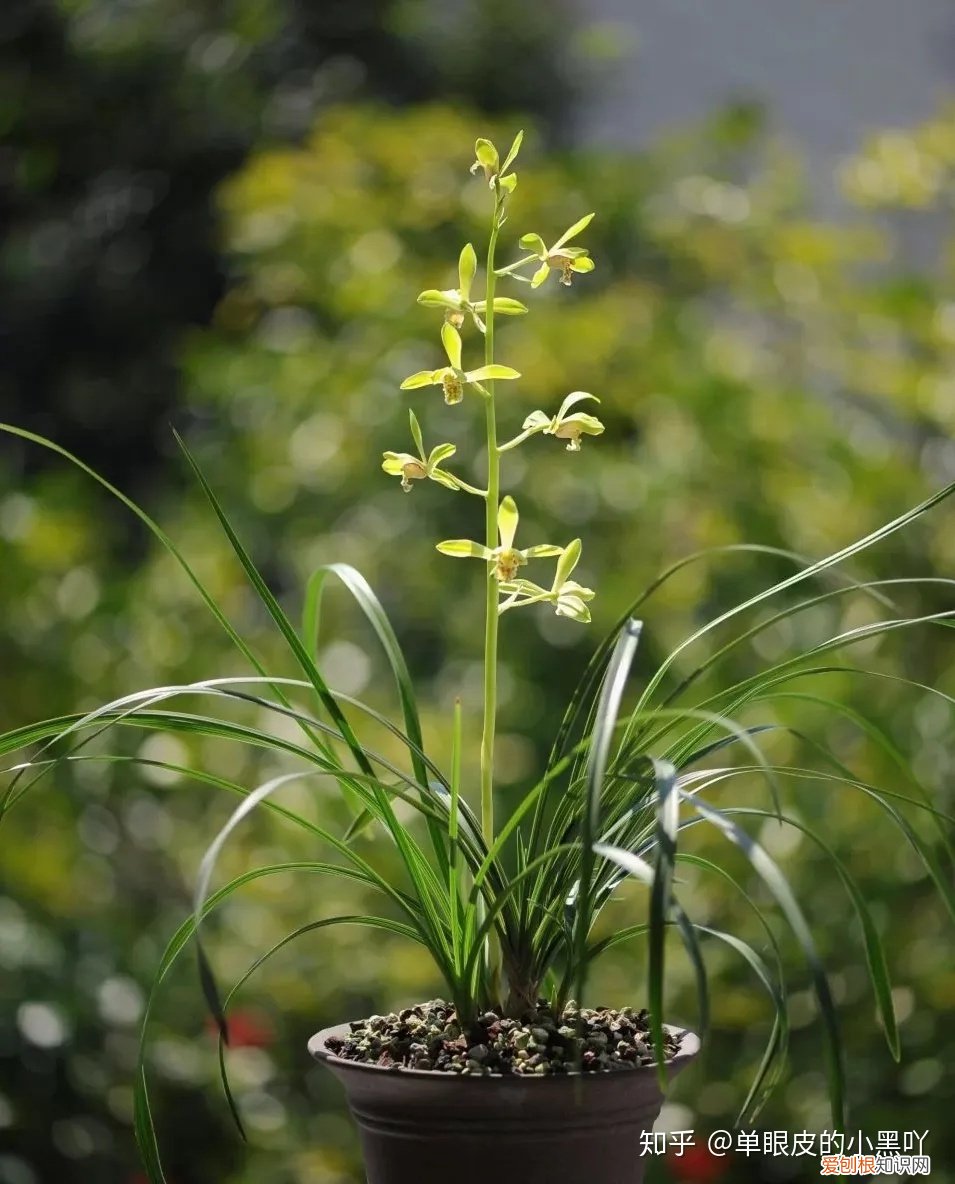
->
<box><xmin>673</xmin><ymin>851</ymin><xmax>789</xmax><ymax>1122</ymax></box>
<box><xmin>591</xmin><ymin>900</ymin><xmax>787</xmax><ymax>1124</ymax></box>
<box><xmin>698</xmin><ymin>926</ymin><xmax>786</xmax><ymax>1121</ymax></box>
<box><xmin>461</xmin><ymin>843</ymin><xmax>578</xmax><ymax>992</ymax></box>
<box><xmin>173</xmin><ymin>439</ymin><xmax>460</xmax><ymax>967</ymax></box>
<box><xmin>3</xmin><ymin>707</ymin><xmax>328</xmax><ymax>817</ymax></box>
<box><xmin>685</xmin><ymin>794</ymin><xmax>846</xmax><ymax>1128</ymax></box>
<box><xmin>620</xmin><ymin>706</ymin><xmax>783</xmax><ymax>822</ymax></box>
<box><xmin>193</xmin><ymin>772</ymin><xmax>330</xmax><ymax>1039</ymax></box>
<box><xmin>449</xmin><ymin>698</ymin><xmax>464</xmax><ymax>973</ymax></box>
<box><xmin>174</xmin><ymin>432</ymin><xmax>375</xmax><ymax>778</ymax></box>
<box><xmin>655</xmin><ymin>576</ymin><xmax>955</xmax><ymax>720</ymax></box>
<box><xmin>630</xmin><ymin>480</ymin><xmax>955</xmax><ymax>721</ymax></box>
<box><xmin>755</xmin><ymin>688</ymin><xmax>955</xmax><ymax>864</ymax></box>
<box><xmin>216</xmin><ymin>913</ymin><xmax>422</xmax><ymax>1137</ymax></box>
<box><xmin>725</xmin><ymin>806</ymin><xmax>899</xmax><ymax>1061</ymax></box>
<box><xmin>540</xmin><ymin>542</ymin><xmax>895</xmax><ymax>858</ymax></box>
<box><xmin>670</xmin><ymin>757</ymin><xmax>955</xmax><ymax>922</ymax></box>
<box><xmin>133</xmin><ymin>1064</ymin><xmax>166</xmax><ymax>1184</ymax></box>
<box><xmin>0</xmin><ymin>424</ymin><xmax>338</xmax><ymax>766</ymax></box>
<box><xmin>648</xmin><ymin>759</ymin><xmax>678</xmax><ymax>1085</ymax></box>
<box><xmin>133</xmin><ymin>860</ymin><xmax>402</xmax><ymax>1182</ymax></box>
<box><xmin>303</xmin><ymin>564</ymin><xmax>428</xmax><ymax>786</ymax></box>
<box><xmin>670</xmin><ymin>609</ymin><xmax>955</xmax><ymax>772</ymax></box>
<box><xmin>547</xmin><ymin>544</ymin><xmax>837</xmax><ymax>772</ymax></box>
<box><xmin>303</xmin><ymin>566</ymin><xmax>450</xmax><ymax>873</ymax></box>
<box><xmin>680</xmin><ymin>724</ymin><xmax>780</xmax><ymax>769</ymax></box>
<box><xmin>590</xmin><ymin>844</ymin><xmax>709</xmax><ymax>1046</ymax></box>
<box><xmin>14</xmin><ymin>752</ymin><xmax>309</xmax><ymax>826</ymax></box>
<box><xmin>2</xmin><ymin>682</ymin><xmax>456</xmax><ymax>864</ymax></box>
<box><xmin>191</xmin><ymin>762</ymin><xmax>458</xmax><ymax>1037</ymax></box>
<box><xmin>2</xmin><ymin>675</ymin><xmax>348</xmax><ymax>813</ymax></box>
<box><xmin>573</xmin><ymin>619</ymin><xmax>643</xmax><ymax>1010</ymax></box>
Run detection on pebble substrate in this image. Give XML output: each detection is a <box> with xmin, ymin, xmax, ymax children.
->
<box><xmin>324</xmin><ymin>998</ymin><xmax>682</xmax><ymax>1076</ymax></box>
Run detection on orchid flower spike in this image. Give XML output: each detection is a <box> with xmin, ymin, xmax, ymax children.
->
<box><xmin>522</xmin><ymin>392</ymin><xmax>605</xmax><ymax>452</ymax></box>
<box><xmin>436</xmin><ymin>496</ymin><xmax>562</xmax><ymax>582</ymax></box>
<box><xmin>382</xmin><ymin>409</ymin><xmax>460</xmax><ymax>493</ymax></box>
<box><xmin>401</xmin><ymin>322</ymin><xmax>520</xmax><ymax>404</ymax></box>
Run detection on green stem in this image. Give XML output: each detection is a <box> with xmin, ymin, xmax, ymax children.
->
<box><xmin>481</xmin><ymin>194</ymin><xmax>503</xmax><ymax>848</ymax></box>
<box><xmin>498</xmin><ymin>427</ymin><xmax>543</xmax><ymax>454</ymax></box>
<box><xmin>499</xmin><ymin>591</ymin><xmax>550</xmax><ymax>614</ymax></box>
<box><xmin>494</xmin><ymin>254</ymin><xmax>536</xmax><ymax>277</ymax></box>
<box><xmin>447</xmin><ymin>474</ymin><xmax>488</xmax><ymax>498</ymax></box>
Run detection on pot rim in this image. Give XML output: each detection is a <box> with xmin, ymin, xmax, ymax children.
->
<box><xmin>309</xmin><ymin>1020</ymin><xmax>700</xmax><ymax>1084</ymax></box>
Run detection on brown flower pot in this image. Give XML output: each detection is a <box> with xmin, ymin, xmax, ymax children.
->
<box><xmin>309</xmin><ymin>1022</ymin><xmax>699</xmax><ymax>1184</ymax></box>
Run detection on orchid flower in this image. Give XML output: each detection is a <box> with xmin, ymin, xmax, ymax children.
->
<box><xmin>400</xmin><ymin>322</ymin><xmax>520</xmax><ymax>404</ymax></box>
<box><xmin>436</xmin><ymin>496</ymin><xmax>562</xmax><ymax>582</ymax></box>
<box><xmin>520</xmin><ymin>392</ymin><xmax>605</xmax><ymax>452</ymax></box>
<box><xmin>498</xmin><ymin>538</ymin><xmax>595</xmax><ymax>623</ymax></box>
<box><xmin>470</xmin><ymin>131</ymin><xmax>523</xmax><ymax>195</ymax></box>
<box><xmin>417</xmin><ymin>244</ymin><xmax>527</xmax><ymax>333</ymax></box>
<box><xmin>497</xmin><ymin>213</ymin><xmax>596</xmax><ymax>288</ymax></box>
<box><xmin>381</xmin><ymin>410</ymin><xmax>461</xmax><ymax>493</ymax></box>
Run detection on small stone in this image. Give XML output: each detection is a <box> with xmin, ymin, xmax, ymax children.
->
<box><xmin>324</xmin><ymin>999</ymin><xmax>681</xmax><ymax>1075</ymax></box>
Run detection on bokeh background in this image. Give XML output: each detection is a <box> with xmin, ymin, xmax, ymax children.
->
<box><xmin>2</xmin><ymin>2</ymin><xmax>955</xmax><ymax>1181</ymax></box>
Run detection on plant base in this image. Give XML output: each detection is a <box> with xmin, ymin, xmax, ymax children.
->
<box><xmin>310</xmin><ymin>1021</ymin><xmax>699</xmax><ymax>1184</ymax></box>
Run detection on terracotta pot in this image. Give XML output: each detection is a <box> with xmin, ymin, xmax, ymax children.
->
<box><xmin>309</xmin><ymin>1022</ymin><xmax>699</xmax><ymax>1184</ymax></box>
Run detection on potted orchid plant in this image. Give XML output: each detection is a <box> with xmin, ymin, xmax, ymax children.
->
<box><xmin>2</xmin><ymin>129</ymin><xmax>954</xmax><ymax>1184</ymax></box>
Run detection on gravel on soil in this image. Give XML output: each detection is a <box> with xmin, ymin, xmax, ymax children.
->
<box><xmin>324</xmin><ymin>998</ymin><xmax>683</xmax><ymax>1076</ymax></box>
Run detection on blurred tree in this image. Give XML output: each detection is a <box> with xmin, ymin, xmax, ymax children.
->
<box><xmin>0</xmin><ymin>0</ymin><xmax>575</xmax><ymax>496</ymax></box>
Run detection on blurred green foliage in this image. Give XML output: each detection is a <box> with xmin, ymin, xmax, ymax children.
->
<box><xmin>3</xmin><ymin>98</ymin><xmax>955</xmax><ymax>1184</ymax></box>
<box><xmin>0</xmin><ymin>0</ymin><xmax>574</xmax><ymax>497</ymax></box>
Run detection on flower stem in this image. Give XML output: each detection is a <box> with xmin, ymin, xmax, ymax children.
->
<box><xmin>480</xmin><ymin>190</ymin><xmax>507</xmax><ymax>1007</ymax></box>
<box><xmin>480</xmin><ymin>193</ymin><xmax>503</xmax><ymax>849</ymax></box>
<box><xmin>498</xmin><ymin>427</ymin><xmax>540</xmax><ymax>454</ymax></box>
<box><xmin>447</xmin><ymin>474</ymin><xmax>488</xmax><ymax>498</ymax></box>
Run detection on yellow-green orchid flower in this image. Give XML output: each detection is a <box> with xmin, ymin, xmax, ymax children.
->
<box><xmin>498</xmin><ymin>538</ymin><xmax>595</xmax><ymax>622</ymax></box>
<box><xmin>521</xmin><ymin>392</ymin><xmax>605</xmax><ymax>452</ymax></box>
<box><xmin>436</xmin><ymin>496</ymin><xmax>562</xmax><ymax>582</ymax></box>
<box><xmin>469</xmin><ymin>131</ymin><xmax>523</xmax><ymax>194</ymax></box>
<box><xmin>381</xmin><ymin>410</ymin><xmax>460</xmax><ymax>493</ymax></box>
<box><xmin>417</xmin><ymin>244</ymin><xmax>527</xmax><ymax>333</ymax></box>
<box><xmin>498</xmin><ymin>213</ymin><xmax>596</xmax><ymax>288</ymax></box>
<box><xmin>470</xmin><ymin>137</ymin><xmax>500</xmax><ymax>185</ymax></box>
<box><xmin>400</xmin><ymin>322</ymin><xmax>521</xmax><ymax>405</ymax></box>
